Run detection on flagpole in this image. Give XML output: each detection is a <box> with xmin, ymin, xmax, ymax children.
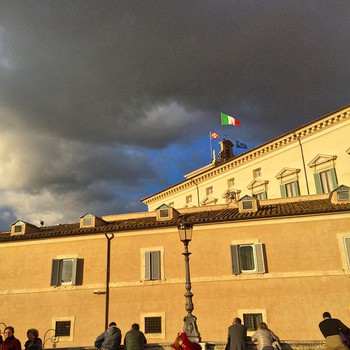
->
<box><xmin>209</xmin><ymin>132</ymin><xmax>213</xmax><ymax>161</ymax></box>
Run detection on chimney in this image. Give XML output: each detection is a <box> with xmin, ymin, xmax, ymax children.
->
<box><xmin>217</xmin><ymin>139</ymin><xmax>235</xmax><ymax>164</ymax></box>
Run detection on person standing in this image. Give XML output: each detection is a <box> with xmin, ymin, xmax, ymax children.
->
<box><xmin>124</xmin><ymin>324</ymin><xmax>146</xmax><ymax>350</ymax></box>
<box><xmin>94</xmin><ymin>322</ymin><xmax>122</xmax><ymax>350</ymax></box>
<box><xmin>24</xmin><ymin>329</ymin><xmax>42</xmax><ymax>350</ymax></box>
<box><xmin>0</xmin><ymin>327</ymin><xmax>21</xmax><ymax>350</ymax></box>
<box><xmin>319</xmin><ymin>312</ymin><xmax>350</xmax><ymax>350</ymax></box>
<box><xmin>227</xmin><ymin>317</ymin><xmax>248</xmax><ymax>350</ymax></box>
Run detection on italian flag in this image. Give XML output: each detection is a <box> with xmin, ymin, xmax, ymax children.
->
<box><xmin>221</xmin><ymin>112</ymin><xmax>241</xmax><ymax>126</ymax></box>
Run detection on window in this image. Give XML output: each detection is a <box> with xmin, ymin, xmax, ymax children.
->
<box><xmin>228</xmin><ymin>178</ymin><xmax>235</xmax><ymax>187</ymax></box>
<box><xmin>52</xmin><ymin>317</ymin><xmax>75</xmax><ymax>342</ymax></box>
<box><xmin>242</xmin><ymin>200</ymin><xmax>253</xmax><ymax>210</ymax></box>
<box><xmin>253</xmin><ymin>168</ymin><xmax>262</xmax><ymax>178</ymax></box>
<box><xmin>50</xmin><ymin>258</ymin><xmax>84</xmax><ymax>286</ymax></box>
<box><xmin>145</xmin><ymin>317</ymin><xmax>162</xmax><ymax>334</ymax></box>
<box><xmin>158</xmin><ymin>206</ymin><xmax>169</xmax><ymax>218</ymax></box>
<box><xmin>206</xmin><ymin>187</ymin><xmax>213</xmax><ymax>196</ymax></box>
<box><xmin>144</xmin><ymin>250</ymin><xmax>161</xmax><ymax>281</ymax></box>
<box><xmin>14</xmin><ymin>224</ymin><xmax>23</xmax><ymax>233</ymax></box>
<box><xmin>253</xmin><ymin>191</ymin><xmax>267</xmax><ymax>200</ymax></box>
<box><xmin>186</xmin><ymin>195</ymin><xmax>192</xmax><ymax>204</ymax></box>
<box><xmin>141</xmin><ymin>312</ymin><xmax>165</xmax><ymax>339</ymax></box>
<box><xmin>315</xmin><ymin>169</ymin><xmax>338</xmax><ymax>193</ymax></box>
<box><xmin>280</xmin><ymin>180</ymin><xmax>300</xmax><ymax>198</ymax></box>
<box><xmin>230</xmin><ymin>243</ymin><xmax>266</xmax><ymax>275</ymax></box>
<box><xmin>55</xmin><ymin>321</ymin><xmax>71</xmax><ymax>337</ymax></box>
<box><xmin>83</xmin><ymin>217</ymin><xmax>92</xmax><ymax>227</ymax></box>
<box><xmin>243</xmin><ymin>313</ymin><xmax>263</xmax><ymax>331</ymax></box>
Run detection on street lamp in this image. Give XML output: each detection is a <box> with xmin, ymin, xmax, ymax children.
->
<box><xmin>177</xmin><ymin>220</ymin><xmax>201</xmax><ymax>342</ymax></box>
<box><xmin>42</xmin><ymin>329</ymin><xmax>59</xmax><ymax>349</ymax></box>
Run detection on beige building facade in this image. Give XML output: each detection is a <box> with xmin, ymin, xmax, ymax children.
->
<box><xmin>0</xmin><ymin>105</ymin><xmax>349</xmax><ymax>348</ymax></box>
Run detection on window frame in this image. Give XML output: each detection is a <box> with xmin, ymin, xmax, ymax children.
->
<box><xmin>50</xmin><ymin>258</ymin><xmax>84</xmax><ymax>287</ymax></box>
<box><xmin>52</xmin><ymin>317</ymin><xmax>75</xmax><ymax>342</ymax></box>
<box><xmin>230</xmin><ymin>243</ymin><xmax>266</xmax><ymax>275</ymax></box>
<box><xmin>344</xmin><ymin>237</ymin><xmax>350</xmax><ymax>269</ymax></box>
<box><xmin>238</xmin><ymin>309</ymin><xmax>267</xmax><ymax>336</ymax></box>
<box><xmin>186</xmin><ymin>195</ymin><xmax>192</xmax><ymax>204</ymax></box>
<box><xmin>141</xmin><ymin>247</ymin><xmax>164</xmax><ymax>282</ymax></box>
<box><xmin>227</xmin><ymin>178</ymin><xmax>235</xmax><ymax>187</ymax></box>
<box><xmin>253</xmin><ymin>168</ymin><xmax>262</xmax><ymax>178</ymax></box>
<box><xmin>206</xmin><ymin>186</ymin><xmax>213</xmax><ymax>196</ymax></box>
<box><xmin>280</xmin><ymin>180</ymin><xmax>300</xmax><ymax>198</ymax></box>
<box><xmin>314</xmin><ymin>168</ymin><xmax>338</xmax><ymax>194</ymax></box>
<box><xmin>141</xmin><ymin>312</ymin><xmax>165</xmax><ymax>339</ymax></box>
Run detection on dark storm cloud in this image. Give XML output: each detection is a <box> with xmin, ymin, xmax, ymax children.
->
<box><xmin>0</xmin><ymin>0</ymin><xmax>349</xmax><ymax>228</ymax></box>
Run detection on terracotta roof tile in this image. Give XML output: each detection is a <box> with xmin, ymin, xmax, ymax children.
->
<box><xmin>1</xmin><ymin>198</ymin><xmax>350</xmax><ymax>242</ymax></box>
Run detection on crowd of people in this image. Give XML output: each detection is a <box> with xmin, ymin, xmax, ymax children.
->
<box><xmin>224</xmin><ymin>312</ymin><xmax>350</xmax><ymax>350</ymax></box>
<box><xmin>1</xmin><ymin>312</ymin><xmax>349</xmax><ymax>350</ymax></box>
<box><xmin>0</xmin><ymin>327</ymin><xmax>42</xmax><ymax>350</ymax></box>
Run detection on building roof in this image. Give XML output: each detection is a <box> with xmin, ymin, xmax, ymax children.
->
<box><xmin>1</xmin><ymin>196</ymin><xmax>350</xmax><ymax>243</ymax></box>
<box><xmin>141</xmin><ymin>104</ymin><xmax>350</xmax><ymax>205</ymax></box>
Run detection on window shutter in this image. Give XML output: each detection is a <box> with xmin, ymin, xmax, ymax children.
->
<box><xmin>50</xmin><ymin>259</ymin><xmax>61</xmax><ymax>286</ymax></box>
<box><xmin>254</xmin><ymin>243</ymin><xmax>266</xmax><ymax>274</ymax></box>
<box><xmin>151</xmin><ymin>251</ymin><xmax>161</xmax><ymax>280</ymax></box>
<box><xmin>314</xmin><ymin>173</ymin><xmax>322</xmax><ymax>194</ymax></box>
<box><xmin>293</xmin><ymin>181</ymin><xmax>300</xmax><ymax>196</ymax></box>
<box><xmin>344</xmin><ymin>237</ymin><xmax>350</xmax><ymax>269</ymax></box>
<box><xmin>261</xmin><ymin>191</ymin><xmax>267</xmax><ymax>200</ymax></box>
<box><xmin>280</xmin><ymin>184</ymin><xmax>287</xmax><ymax>198</ymax></box>
<box><xmin>72</xmin><ymin>258</ymin><xmax>84</xmax><ymax>285</ymax></box>
<box><xmin>329</xmin><ymin>168</ymin><xmax>338</xmax><ymax>191</ymax></box>
<box><xmin>145</xmin><ymin>252</ymin><xmax>151</xmax><ymax>280</ymax></box>
<box><xmin>230</xmin><ymin>245</ymin><xmax>241</xmax><ymax>275</ymax></box>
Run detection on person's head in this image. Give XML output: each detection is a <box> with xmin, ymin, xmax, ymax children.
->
<box><xmin>233</xmin><ymin>317</ymin><xmax>242</xmax><ymax>325</ymax></box>
<box><xmin>259</xmin><ymin>322</ymin><xmax>268</xmax><ymax>330</ymax></box>
<box><xmin>27</xmin><ymin>329</ymin><xmax>39</xmax><ymax>341</ymax></box>
<box><xmin>131</xmin><ymin>324</ymin><xmax>140</xmax><ymax>331</ymax></box>
<box><xmin>323</xmin><ymin>312</ymin><xmax>331</xmax><ymax>319</ymax></box>
<box><xmin>4</xmin><ymin>327</ymin><xmax>14</xmax><ymax>339</ymax></box>
<box><xmin>109</xmin><ymin>322</ymin><xmax>116</xmax><ymax>327</ymax></box>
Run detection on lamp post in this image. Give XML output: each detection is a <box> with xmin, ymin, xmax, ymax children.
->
<box><xmin>177</xmin><ymin>221</ymin><xmax>201</xmax><ymax>342</ymax></box>
<box><xmin>42</xmin><ymin>329</ymin><xmax>59</xmax><ymax>349</ymax></box>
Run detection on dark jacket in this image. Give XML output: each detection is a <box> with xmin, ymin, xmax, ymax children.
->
<box><xmin>124</xmin><ymin>329</ymin><xmax>147</xmax><ymax>350</ymax></box>
<box><xmin>228</xmin><ymin>323</ymin><xmax>248</xmax><ymax>350</ymax></box>
<box><xmin>95</xmin><ymin>325</ymin><xmax>122</xmax><ymax>350</ymax></box>
<box><xmin>24</xmin><ymin>338</ymin><xmax>42</xmax><ymax>350</ymax></box>
<box><xmin>319</xmin><ymin>318</ymin><xmax>350</xmax><ymax>338</ymax></box>
<box><xmin>1</xmin><ymin>336</ymin><xmax>21</xmax><ymax>350</ymax></box>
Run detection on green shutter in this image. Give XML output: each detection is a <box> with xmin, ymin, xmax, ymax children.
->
<box><xmin>50</xmin><ymin>259</ymin><xmax>60</xmax><ymax>286</ymax></box>
<box><xmin>230</xmin><ymin>245</ymin><xmax>241</xmax><ymax>275</ymax></box>
<box><xmin>254</xmin><ymin>243</ymin><xmax>266</xmax><ymax>274</ymax></box>
<box><xmin>329</xmin><ymin>168</ymin><xmax>338</xmax><ymax>191</ymax></box>
<box><xmin>145</xmin><ymin>252</ymin><xmax>151</xmax><ymax>280</ymax></box>
<box><xmin>344</xmin><ymin>237</ymin><xmax>350</xmax><ymax>269</ymax></box>
<box><xmin>293</xmin><ymin>181</ymin><xmax>300</xmax><ymax>196</ymax></box>
<box><xmin>72</xmin><ymin>258</ymin><xmax>84</xmax><ymax>285</ymax></box>
<box><xmin>280</xmin><ymin>184</ymin><xmax>287</xmax><ymax>198</ymax></box>
<box><xmin>314</xmin><ymin>173</ymin><xmax>322</xmax><ymax>194</ymax></box>
<box><xmin>151</xmin><ymin>251</ymin><xmax>161</xmax><ymax>280</ymax></box>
